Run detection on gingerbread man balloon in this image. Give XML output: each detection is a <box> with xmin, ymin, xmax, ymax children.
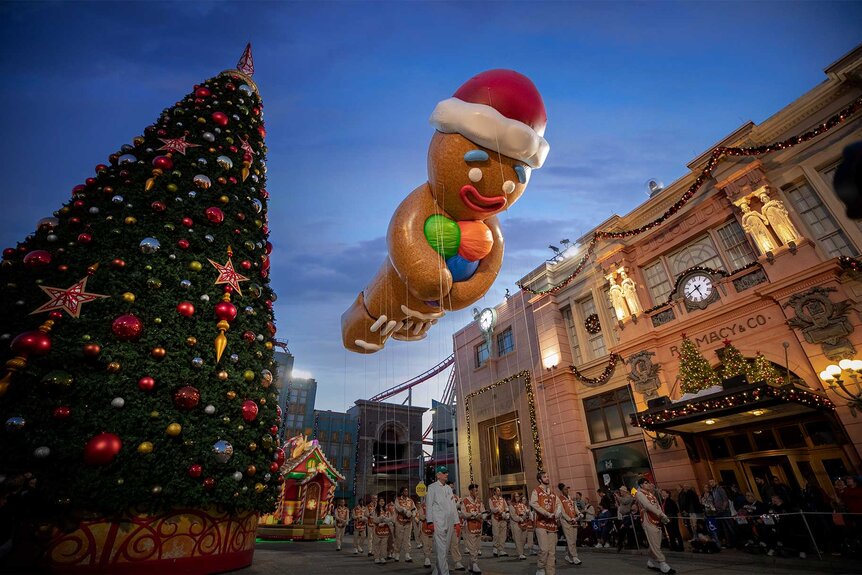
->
<box><xmin>342</xmin><ymin>69</ymin><xmax>549</xmax><ymax>353</ymax></box>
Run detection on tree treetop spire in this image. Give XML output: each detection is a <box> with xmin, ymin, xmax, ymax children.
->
<box><xmin>237</xmin><ymin>43</ymin><xmax>254</xmax><ymax>76</ymax></box>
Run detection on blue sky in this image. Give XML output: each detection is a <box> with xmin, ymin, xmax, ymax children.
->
<box><xmin>1</xmin><ymin>1</ymin><xmax>860</xmax><ymax>415</ymax></box>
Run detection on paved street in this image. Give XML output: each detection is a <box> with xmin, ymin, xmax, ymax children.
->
<box><xmin>240</xmin><ymin>536</ymin><xmax>860</xmax><ymax>575</ymax></box>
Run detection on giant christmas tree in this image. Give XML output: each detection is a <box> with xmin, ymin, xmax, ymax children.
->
<box><xmin>678</xmin><ymin>335</ymin><xmax>720</xmax><ymax>394</ymax></box>
<box><xmin>0</xmin><ymin>46</ymin><xmax>281</xmax><ymax>570</ymax></box>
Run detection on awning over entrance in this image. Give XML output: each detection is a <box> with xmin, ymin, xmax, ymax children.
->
<box><xmin>632</xmin><ymin>382</ymin><xmax>835</xmax><ymax>434</ymax></box>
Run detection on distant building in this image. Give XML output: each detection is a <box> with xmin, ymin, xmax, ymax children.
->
<box><xmin>430</xmin><ymin>399</ymin><xmax>459</xmax><ymax>491</ymax></box>
<box><xmin>274</xmin><ymin>348</ymin><xmax>317</xmax><ymax>439</ymax></box>
<box><xmin>314</xmin><ymin>409</ymin><xmax>358</xmax><ymax>507</ymax></box>
<box><xmin>349</xmin><ymin>400</ymin><xmax>427</xmax><ymax>503</ymax></box>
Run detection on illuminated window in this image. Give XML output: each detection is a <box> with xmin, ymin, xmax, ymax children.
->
<box><xmin>579</xmin><ymin>296</ymin><xmax>606</xmax><ymax>357</ymax></box>
<box><xmin>561</xmin><ymin>307</ymin><xmax>583</xmax><ymax>365</ymax></box>
<box><xmin>669</xmin><ymin>235</ymin><xmax>724</xmax><ymax>275</ymax></box>
<box><xmin>642</xmin><ymin>260</ymin><xmax>672</xmax><ymax>305</ymax></box>
<box><xmin>785</xmin><ymin>180</ymin><xmax>857</xmax><ymax>257</ymax></box>
<box><xmin>716</xmin><ymin>220</ymin><xmax>757</xmax><ymax>270</ymax></box>
<box><xmin>583</xmin><ymin>388</ymin><xmax>638</xmax><ymax>444</ymax></box>
<box><xmin>486</xmin><ymin>418</ymin><xmax>523</xmax><ymax>476</ymax></box>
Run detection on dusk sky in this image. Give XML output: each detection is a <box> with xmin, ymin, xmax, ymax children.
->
<box><xmin>1</xmin><ymin>1</ymin><xmax>860</xmax><ymax>418</ymax></box>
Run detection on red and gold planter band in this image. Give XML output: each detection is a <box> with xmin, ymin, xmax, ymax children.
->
<box><xmin>46</xmin><ymin>508</ymin><xmax>257</xmax><ymax>574</ymax></box>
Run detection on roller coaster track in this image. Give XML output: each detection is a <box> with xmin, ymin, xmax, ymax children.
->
<box><xmin>368</xmin><ymin>353</ymin><xmax>455</xmax><ymax>402</ymax></box>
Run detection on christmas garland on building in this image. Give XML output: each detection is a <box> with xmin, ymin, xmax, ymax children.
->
<box><xmin>570</xmin><ymin>353</ymin><xmax>622</xmax><ymax>386</ymax></box>
<box><xmin>462</xmin><ymin>370</ymin><xmax>542</xmax><ymax>482</ymax></box>
<box><xmin>520</xmin><ymin>97</ymin><xmax>862</xmax><ymax>296</ymax></box>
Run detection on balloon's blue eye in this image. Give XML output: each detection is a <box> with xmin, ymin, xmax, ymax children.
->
<box><xmin>464</xmin><ymin>150</ymin><xmax>489</xmax><ymax>163</ymax></box>
<box><xmin>514</xmin><ymin>165</ymin><xmax>527</xmax><ymax>184</ymax></box>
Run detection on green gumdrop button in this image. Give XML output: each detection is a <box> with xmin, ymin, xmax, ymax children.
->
<box><xmin>424</xmin><ymin>214</ymin><xmax>461</xmax><ymax>259</ymax></box>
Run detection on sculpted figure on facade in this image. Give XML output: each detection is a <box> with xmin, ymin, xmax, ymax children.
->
<box><xmin>758</xmin><ymin>189</ymin><xmax>801</xmax><ymax>245</ymax></box>
<box><xmin>607</xmin><ymin>273</ymin><xmax>628</xmax><ymax>321</ymax></box>
<box><xmin>739</xmin><ymin>200</ymin><xmax>777</xmax><ymax>254</ymax></box>
<box><xmin>626</xmin><ymin>351</ymin><xmax>662</xmax><ymax>399</ymax></box>
<box><xmin>618</xmin><ymin>269</ymin><xmax>642</xmax><ymax>316</ymax></box>
<box><xmin>785</xmin><ymin>287</ymin><xmax>856</xmax><ymax>361</ymax></box>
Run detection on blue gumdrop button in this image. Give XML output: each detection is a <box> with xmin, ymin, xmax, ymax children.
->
<box><xmin>446</xmin><ymin>254</ymin><xmax>480</xmax><ymax>282</ymax></box>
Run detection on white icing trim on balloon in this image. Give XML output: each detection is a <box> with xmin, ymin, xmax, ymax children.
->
<box><xmin>430</xmin><ymin>98</ymin><xmax>549</xmax><ymax>168</ymax></box>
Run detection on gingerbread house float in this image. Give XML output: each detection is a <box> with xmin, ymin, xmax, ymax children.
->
<box><xmin>258</xmin><ymin>435</ymin><xmax>345</xmax><ymax>540</ymax></box>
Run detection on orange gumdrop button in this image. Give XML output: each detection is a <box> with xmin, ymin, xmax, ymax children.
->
<box><xmin>457</xmin><ymin>220</ymin><xmax>493</xmax><ymax>262</ymax></box>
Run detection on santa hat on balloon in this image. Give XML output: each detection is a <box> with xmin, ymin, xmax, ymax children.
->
<box><xmin>430</xmin><ymin>69</ymin><xmax>549</xmax><ymax>169</ymax></box>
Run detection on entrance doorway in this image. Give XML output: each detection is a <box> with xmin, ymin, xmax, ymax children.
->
<box><xmin>742</xmin><ymin>456</ymin><xmax>798</xmax><ymax>495</ymax></box>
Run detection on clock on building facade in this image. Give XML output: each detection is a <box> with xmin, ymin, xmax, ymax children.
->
<box><xmin>676</xmin><ymin>269</ymin><xmax>720</xmax><ymax>311</ymax></box>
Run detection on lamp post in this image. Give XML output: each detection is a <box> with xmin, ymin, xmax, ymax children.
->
<box><xmin>819</xmin><ymin>359</ymin><xmax>862</xmax><ymax>416</ymax></box>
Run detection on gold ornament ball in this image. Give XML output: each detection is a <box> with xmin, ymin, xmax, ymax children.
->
<box><xmin>166</xmin><ymin>183</ymin><xmax>178</xmax><ymax>193</ymax></box>
<box><xmin>223</xmin><ymin>416</ymin><xmax>231</xmax><ymax>424</ymax></box>
<box><xmin>166</xmin><ymin>423</ymin><xmax>182</xmax><ymax>436</ymax></box>
<box><xmin>219</xmin><ymin>195</ymin><xmax>230</xmax><ymax>204</ymax></box>
<box><xmin>259</xmin><ymin>398</ymin><xmax>266</xmax><ymax>405</ymax></box>
<box><xmin>246</xmin><ymin>464</ymin><xmax>257</xmax><ymax>476</ymax></box>
<box><xmin>264</xmin><ymin>341</ymin><xmax>273</xmax><ymax>350</ymax></box>
<box><xmin>150</xmin><ymin>410</ymin><xmax>160</xmax><ymax>418</ymax></box>
<box><xmin>153</xmin><ymin>317</ymin><xmax>162</xmax><ymax>324</ymax></box>
<box><xmin>106</xmin><ymin>362</ymin><xmax>121</xmax><ymax>373</ymax></box>
<box><xmin>248</xmin><ymin>442</ymin><xmax>257</xmax><ymax>452</ymax></box>
<box><xmin>217</xmin><ymin>370</ymin><xmax>229</xmax><ymax>381</ymax></box>
<box><xmin>226</xmin><ymin>390</ymin><xmax>237</xmax><ymax>400</ymax></box>
<box><xmin>145</xmin><ymin>265</ymin><xmax>153</xmax><ymax>271</ymax></box>
<box><xmin>186</xmin><ymin>336</ymin><xmax>197</xmax><ymax>346</ymax></box>
<box><xmin>243</xmin><ymin>370</ymin><xmax>255</xmax><ymax>382</ymax></box>
<box><xmin>197</xmin><ymin>117</ymin><xmax>206</xmax><ymax>124</ymax></box>
<box><xmin>151</xmin><ymin>347</ymin><xmax>166</xmax><ymax>359</ymax></box>
<box><xmin>117</xmin><ymin>478</ymin><xmax>124</xmax><ymax>485</ymax></box>
<box><xmin>237</xmin><ymin>425</ymin><xmax>244</xmax><ymax>431</ymax></box>
<box><xmin>124</xmin><ymin>216</ymin><xmax>137</xmax><ymax>225</ymax></box>
<box><xmin>133</xmin><ymin>136</ymin><xmax>145</xmax><ymax>146</ymax></box>
<box><xmin>254</xmin><ymin>483</ymin><xmax>265</xmax><ymax>493</ymax></box>
<box><xmin>152</xmin><ymin>485</ymin><xmax>163</xmax><ymax>494</ymax></box>
<box><xmin>137</xmin><ymin>442</ymin><xmax>154</xmax><ymax>454</ymax></box>
<box><xmin>188</xmin><ymin>261</ymin><xmax>202</xmax><ymax>272</ymax></box>
<box><xmin>121</xmin><ymin>292</ymin><xmax>136</xmax><ymax>303</ymax></box>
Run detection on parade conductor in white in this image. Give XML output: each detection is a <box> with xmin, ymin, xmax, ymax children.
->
<box><xmin>425</xmin><ymin>465</ymin><xmax>458</xmax><ymax>575</ymax></box>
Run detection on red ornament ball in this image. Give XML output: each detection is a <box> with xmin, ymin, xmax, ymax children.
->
<box><xmin>182</xmin><ymin>217</ymin><xmax>194</xmax><ymax>228</ymax></box>
<box><xmin>77</xmin><ymin>233</ymin><xmax>92</xmax><ymax>245</ymax></box>
<box><xmin>3</xmin><ymin>247</ymin><xmax>16</xmax><ymax>259</ymax></box>
<box><xmin>240</xmin><ymin>260</ymin><xmax>251</xmax><ymax>270</ymax></box>
<box><xmin>173</xmin><ymin>386</ymin><xmax>201</xmax><ymax>410</ymax></box>
<box><xmin>23</xmin><ymin>250</ymin><xmax>53</xmax><ymax>268</ymax></box>
<box><xmin>205</xmin><ymin>207</ymin><xmax>224</xmax><ymax>224</ymax></box>
<box><xmin>11</xmin><ymin>330</ymin><xmax>52</xmax><ymax>357</ymax></box>
<box><xmin>269</xmin><ymin>461</ymin><xmax>279</xmax><ymax>473</ymax></box>
<box><xmin>274</xmin><ymin>447</ymin><xmax>285</xmax><ymax>466</ymax></box>
<box><xmin>195</xmin><ymin>87</ymin><xmax>211</xmax><ymax>98</ymax></box>
<box><xmin>211</xmin><ymin>112</ymin><xmax>229</xmax><ymax>127</ymax></box>
<box><xmin>151</xmin><ymin>201</ymin><xmax>166</xmax><ymax>213</ymax></box>
<box><xmin>188</xmin><ymin>463</ymin><xmax>203</xmax><ymax>478</ymax></box>
<box><xmin>202</xmin><ymin>477</ymin><xmax>215</xmax><ymax>490</ymax></box>
<box><xmin>110</xmin><ymin>258</ymin><xmax>125</xmax><ymax>269</ymax></box>
<box><xmin>176</xmin><ymin>301</ymin><xmax>195</xmax><ymax>317</ymax></box>
<box><xmin>138</xmin><ymin>376</ymin><xmax>155</xmax><ymax>392</ymax></box>
<box><xmin>82</xmin><ymin>343</ymin><xmax>101</xmax><ymax>357</ymax></box>
<box><xmin>152</xmin><ymin>156</ymin><xmax>173</xmax><ymax>170</ymax></box>
<box><xmin>111</xmin><ymin>314</ymin><xmax>143</xmax><ymax>341</ymax></box>
<box><xmin>241</xmin><ymin>400</ymin><xmax>259</xmax><ymax>422</ymax></box>
<box><xmin>53</xmin><ymin>406</ymin><xmax>71</xmax><ymax>419</ymax></box>
<box><xmin>177</xmin><ymin>239</ymin><xmax>190</xmax><ymax>250</ymax></box>
<box><xmin>84</xmin><ymin>432</ymin><xmax>122</xmax><ymax>465</ymax></box>
<box><xmin>214</xmin><ymin>301</ymin><xmax>237</xmax><ymax>322</ymax></box>
<box><xmin>241</xmin><ymin>330</ymin><xmax>255</xmax><ymax>343</ymax></box>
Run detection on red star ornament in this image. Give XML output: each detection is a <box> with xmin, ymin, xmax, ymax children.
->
<box><xmin>208</xmin><ymin>257</ymin><xmax>250</xmax><ymax>296</ymax></box>
<box><xmin>158</xmin><ymin>136</ymin><xmax>200</xmax><ymax>156</ymax></box>
<box><xmin>30</xmin><ymin>277</ymin><xmax>109</xmax><ymax>318</ymax></box>
<box><xmin>239</xmin><ymin>135</ymin><xmax>256</xmax><ymax>156</ymax></box>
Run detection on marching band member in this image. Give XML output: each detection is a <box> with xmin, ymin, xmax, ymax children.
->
<box><xmin>635</xmin><ymin>478</ymin><xmax>675</xmax><ymax>574</ymax></box>
<box><xmin>417</xmin><ymin>497</ymin><xmax>435</xmax><ymax>567</ymax></box>
<box><xmin>531</xmin><ymin>471</ymin><xmax>561</xmax><ymax>575</ymax></box>
<box><xmin>509</xmin><ymin>491</ymin><xmax>530</xmax><ymax>560</ymax></box>
<box><xmin>352</xmin><ymin>499</ymin><xmax>368</xmax><ymax>554</ymax></box>
<box><xmin>334</xmin><ymin>499</ymin><xmax>349</xmax><ymax>551</ymax></box>
<box><xmin>372</xmin><ymin>496</ymin><xmax>395</xmax><ymax>564</ymax></box>
<box><xmin>394</xmin><ymin>487</ymin><xmax>416</xmax><ymax>562</ymax></box>
<box><xmin>558</xmin><ymin>484</ymin><xmax>583</xmax><ymax>565</ymax></box>
<box><xmin>488</xmin><ymin>487</ymin><xmax>509</xmax><ymax>557</ymax></box>
<box><xmin>460</xmin><ymin>483</ymin><xmax>485</xmax><ymax>573</ymax></box>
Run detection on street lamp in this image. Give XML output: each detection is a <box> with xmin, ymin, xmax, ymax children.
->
<box><xmin>819</xmin><ymin>359</ymin><xmax>862</xmax><ymax>416</ymax></box>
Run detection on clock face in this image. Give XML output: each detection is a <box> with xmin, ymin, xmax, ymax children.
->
<box><xmin>683</xmin><ymin>274</ymin><xmax>714</xmax><ymax>303</ymax></box>
<box><xmin>478</xmin><ymin>308</ymin><xmax>496</xmax><ymax>332</ymax></box>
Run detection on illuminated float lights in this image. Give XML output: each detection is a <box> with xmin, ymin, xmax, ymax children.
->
<box><xmin>632</xmin><ymin>382</ymin><xmax>835</xmax><ymax>431</ymax></box>
<box><xmin>520</xmin><ymin>97</ymin><xmax>862</xmax><ymax>296</ymax></box>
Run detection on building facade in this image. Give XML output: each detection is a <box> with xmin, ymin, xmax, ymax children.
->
<box><xmin>453</xmin><ymin>46</ymin><xmax>862</xmax><ymax>502</ymax></box>
<box><xmin>274</xmin><ymin>345</ymin><xmax>318</xmax><ymax>441</ymax></box>
<box><xmin>314</xmin><ymin>409</ymin><xmax>358</xmax><ymax>506</ymax></box>
<box><xmin>349</xmin><ymin>399</ymin><xmax>427</xmax><ymax>503</ymax></box>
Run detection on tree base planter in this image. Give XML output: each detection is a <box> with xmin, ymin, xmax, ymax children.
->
<box><xmin>45</xmin><ymin>508</ymin><xmax>258</xmax><ymax>574</ymax></box>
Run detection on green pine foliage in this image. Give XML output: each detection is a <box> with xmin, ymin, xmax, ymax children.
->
<box><xmin>749</xmin><ymin>353</ymin><xmax>785</xmax><ymax>386</ymax></box>
<box><xmin>678</xmin><ymin>336</ymin><xmax>721</xmax><ymax>394</ymax></box>
<box><xmin>0</xmin><ymin>68</ymin><xmax>280</xmax><ymax>522</ymax></box>
<box><xmin>718</xmin><ymin>340</ymin><xmax>749</xmax><ymax>381</ymax></box>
